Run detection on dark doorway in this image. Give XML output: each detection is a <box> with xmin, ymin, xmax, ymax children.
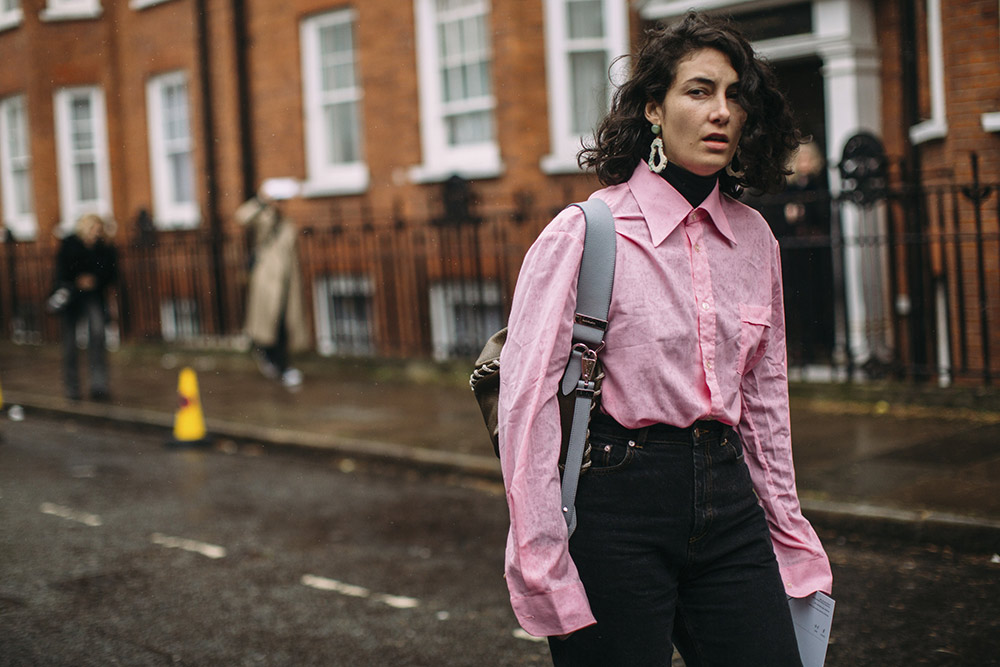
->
<box><xmin>749</xmin><ymin>56</ymin><xmax>836</xmax><ymax>368</ymax></box>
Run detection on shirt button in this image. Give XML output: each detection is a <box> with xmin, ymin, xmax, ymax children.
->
<box><xmin>707</xmin><ymin>361</ymin><xmax>713</xmax><ymax>369</ymax></box>
<box><xmin>701</xmin><ymin>302</ymin><xmax>710</xmax><ymax>311</ymax></box>
<box><xmin>694</xmin><ymin>244</ymin><xmax>701</xmax><ymax>252</ymax></box>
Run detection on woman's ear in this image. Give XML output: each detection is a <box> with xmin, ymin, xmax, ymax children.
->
<box><xmin>644</xmin><ymin>100</ymin><xmax>663</xmax><ymax>127</ymax></box>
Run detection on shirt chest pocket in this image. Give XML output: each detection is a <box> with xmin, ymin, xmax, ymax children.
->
<box><xmin>736</xmin><ymin>303</ymin><xmax>771</xmax><ymax>375</ymax></box>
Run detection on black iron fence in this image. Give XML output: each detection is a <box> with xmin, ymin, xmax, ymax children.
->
<box><xmin>2</xmin><ymin>152</ymin><xmax>998</xmax><ymax>385</ymax></box>
<box><xmin>751</xmin><ymin>150</ymin><xmax>1000</xmax><ymax>385</ymax></box>
<box><xmin>0</xmin><ymin>207</ymin><xmax>546</xmax><ymax>361</ymax></box>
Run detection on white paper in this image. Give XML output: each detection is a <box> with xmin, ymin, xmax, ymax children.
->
<box><xmin>788</xmin><ymin>591</ymin><xmax>835</xmax><ymax>667</ymax></box>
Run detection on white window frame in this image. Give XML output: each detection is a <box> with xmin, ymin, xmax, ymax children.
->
<box><xmin>541</xmin><ymin>0</ymin><xmax>629</xmax><ymax>174</ymax></box>
<box><xmin>909</xmin><ymin>0</ymin><xmax>947</xmax><ymax>144</ymax></box>
<box><xmin>0</xmin><ymin>0</ymin><xmax>23</xmax><ymax>32</ymax></box>
<box><xmin>410</xmin><ymin>0</ymin><xmax>502</xmax><ymax>183</ymax></box>
<box><xmin>429</xmin><ymin>280</ymin><xmax>503</xmax><ymax>360</ymax></box>
<box><xmin>0</xmin><ymin>94</ymin><xmax>36</xmax><ymax>240</ymax></box>
<box><xmin>40</xmin><ymin>0</ymin><xmax>101</xmax><ymax>21</ymax></box>
<box><xmin>146</xmin><ymin>71</ymin><xmax>199</xmax><ymax>229</ymax></box>
<box><xmin>160</xmin><ymin>298</ymin><xmax>200</xmax><ymax>341</ymax></box>
<box><xmin>300</xmin><ymin>8</ymin><xmax>369</xmax><ymax>197</ymax></box>
<box><xmin>313</xmin><ymin>274</ymin><xmax>375</xmax><ymax>356</ymax></box>
<box><xmin>53</xmin><ymin>86</ymin><xmax>113</xmax><ymax>231</ymax></box>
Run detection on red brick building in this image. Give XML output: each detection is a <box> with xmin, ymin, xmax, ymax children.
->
<box><xmin>1</xmin><ymin>0</ymin><xmax>998</xmax><ymax>380</ymax></box>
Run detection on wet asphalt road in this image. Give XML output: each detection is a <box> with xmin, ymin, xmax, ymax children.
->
<box><xmin>1</xmin><ymin>416</ymin><xmax>998</xmax><ymax>666</ymax></box>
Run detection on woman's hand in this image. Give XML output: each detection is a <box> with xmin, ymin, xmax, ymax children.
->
<box><xmin>75</xmin><ymin>273</ymin><xmax>97</xmax><ymax>290</ymax></box>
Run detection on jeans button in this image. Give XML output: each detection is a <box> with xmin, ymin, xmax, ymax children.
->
<box><xmin>693</xmin><ymin>427</ymin><xmax>701</xmax><ymax>438</ymax></box>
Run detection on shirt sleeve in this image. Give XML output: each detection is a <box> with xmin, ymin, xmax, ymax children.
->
<box><xmin>737</xmin><ymin>238</ymin><xmax>834</xmax><ymax>599</ymax></box>
<box><xmin>498</xmin><ymin>207</ymin><xmax>597</xmax><ymax>637</ymax></box>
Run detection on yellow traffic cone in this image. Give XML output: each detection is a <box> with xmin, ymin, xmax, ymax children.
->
<box><xmin>170</xmin><ymin>367</ymin><xmax>208</xmax><ymax>447</ymax></box>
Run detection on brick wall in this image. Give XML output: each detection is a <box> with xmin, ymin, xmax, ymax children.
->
<box><xmin>875</xmin><ymin>0</ymin><xmax>1000</xmax><ymax>379</ymax></box>
<box><xmin>877</xmin><ymin>0</ymin><xmax>1000</xmax><ymax>183</ymax></box>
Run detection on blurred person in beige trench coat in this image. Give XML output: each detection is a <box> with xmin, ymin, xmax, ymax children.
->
<box><xmin>234</xmin><ymin>180</ymin><xmax>309</xmax><ymax>388</ymax></box>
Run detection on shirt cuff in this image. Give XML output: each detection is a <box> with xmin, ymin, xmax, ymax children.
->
<box><xmin>510</xmin><ymin>581</ymin><xmax>597</xmax><ymax>637</ymax></box>
<box><xmin>777</xmin><ymin>552</ymin><xmax>834</xmax><ymax>599</ymax></box>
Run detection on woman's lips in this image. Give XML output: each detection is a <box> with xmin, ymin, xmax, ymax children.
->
<box><xmin>703</xmin><ymin>134</ymin><xmax>730</xmax><ymax>150</ymax></box>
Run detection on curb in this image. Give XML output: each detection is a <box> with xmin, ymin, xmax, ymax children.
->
<box><xmin>7</xmin><ymin>391</ymin><xmax>1000</xmax><ymax>552</ymax></box>
<box><xmin>802</xmin><ymin>499</ymin><xmax>1000</xmax><ymax>553</ymax></box>
<box><xmin>3</xmin><ymin>391</ymin><xmax>502</xmax><ymax>478</ymax></box>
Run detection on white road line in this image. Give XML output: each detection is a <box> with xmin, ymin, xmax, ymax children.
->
<box><xmin>301</xmin><ymin>575</ymin><xmax>370</xmax><ymax>598</ymax></box>
<box><xmin>150</xmin><ymin>533</ymin><xmax>227</xmax><ymax>559</ymax></box>
<box><xmin>39</xmin><ymin>502</ymin><xmax>103</xmax><ymax>527</ymax></box>
<box><xmin>300</xmin><ymin>574</ymin><xmax>420</xmax><ymax>609</ymax></box>
<box><xmin>372</xmin><ymin>593</ymin><xmax>421</xmax><ymax>609</ymax></box>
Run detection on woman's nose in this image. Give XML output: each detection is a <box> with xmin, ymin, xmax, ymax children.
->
<box><xmin>710</xmin><ymin>93</ymin><xmax>731</xmax><ymax>123</ymax></box>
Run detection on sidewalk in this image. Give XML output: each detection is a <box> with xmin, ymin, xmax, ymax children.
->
<box><xmin>2</xmin><ymin>341</ymin><xmax>999</xmax><ymax>550</ymax></box>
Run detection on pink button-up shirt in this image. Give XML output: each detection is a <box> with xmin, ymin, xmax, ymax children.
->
<box><xmin>498</xmin><ymin>162</ymin><xmax>833</xmax><ymax>637</ymax></box>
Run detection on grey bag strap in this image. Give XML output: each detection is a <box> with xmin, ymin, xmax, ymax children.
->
<box><xmin>559</xmin><ymin>198</ymin><xmax>615</xmax><ymax>537</ymax></box>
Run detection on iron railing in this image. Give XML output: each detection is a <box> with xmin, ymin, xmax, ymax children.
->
<box><xmin>2</xmin><ymin>154</ymin><xmax>998</xmax><ymax>385</ymax></box>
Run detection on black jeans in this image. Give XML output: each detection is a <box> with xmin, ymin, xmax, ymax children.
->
<box><xmin>549</xmin><ymin>416</ymin><xmax>802</xmax><ymax>667</ymax></box>
<box><xmin>60</xmin><ymin>293</ymin><xmax>108</xmax><ymax>399</ymax></box>
<box><xmin>261</xmin><ymin>313</ymin><xmax>289</xmax><ymax>373</ymax></box>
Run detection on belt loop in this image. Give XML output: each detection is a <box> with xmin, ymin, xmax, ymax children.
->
<box><xmin>635</xmin><ymin>425</ymin><xmax>650</xmax><ymax>445</ymax></box>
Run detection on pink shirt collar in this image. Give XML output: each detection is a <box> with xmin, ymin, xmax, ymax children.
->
<box><xmin>626</xmin><ymin>162</ymin><xmax>738</xmax><ymax>247</ymax></box>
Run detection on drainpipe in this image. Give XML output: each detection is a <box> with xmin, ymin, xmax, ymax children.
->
<box><xmin>898</xmin><ymin>0</ymin><xmax>930</xmax><ymax>380</ymax></box>
<box><xmin>232</xmin><ymin>0</ymin><xmax>256</xmax><ymax>200</ymax></box>
<box><xmin>194</xmin><ymin>0</ymin><xmax>227</xmax><ymax>332</ymax></box>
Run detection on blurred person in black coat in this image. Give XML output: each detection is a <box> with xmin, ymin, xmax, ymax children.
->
<box><xmin>54</xmin><ymin>213</ymin><xmax>118</xmax><ymax>401</ymax></box>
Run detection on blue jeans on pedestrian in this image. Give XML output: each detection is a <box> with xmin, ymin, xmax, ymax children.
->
<box><xmin>548</xmin><ymin>415</ymin><xmax>802</xmax><ymax>667</ymax></box>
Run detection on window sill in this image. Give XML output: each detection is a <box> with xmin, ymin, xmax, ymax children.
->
<box><xmin>130</xmin><ymin>0</ymin><xmax>173</xmax><ymax>9</ymax></box>
<box><xmin>153</xmin><ymin>218</ymin><xmax>201</xmax><ymax>231</ymax></box>
<box><xmin>909</xmin><ymin>118</ymin><xmax>947</xmax><ymax>145</ymax></box>
<box><xmin>40</xmin><ymin>6</ymin><xmax>103</xmax><ymax>22</ymax></box>
<box><xmin>301</xmin><ymin>169</ymin><xmax>370</xmax><ymax>198</ymax></box>
<box><xmin>981</xmin><ymin>112</ymin><xmax>1000</xmax><ymax>133</ymax></box>
<box><xmin>0</xmin><ymin>10</ymin><xmax>23</xmax><ymax>32</ymax></box>
<box><xmin>408</xmin><ymin>159</ymin><xmax>504</xmax><ymax>184</ymax></box>
<box><xmin>0</xmin><ymin>217</ymin><xmax>38</xmax><ymax>242</ymax></box>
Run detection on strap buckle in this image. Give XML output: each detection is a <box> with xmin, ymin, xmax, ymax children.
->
<box><xmin>572</xmin><ymin>343</ymin><xmax>603</xmax><ymax>385</ymax></box>
<box><xmin>574</xmin><ymin>313</ymin><xmax>608</xmax><ymax>331</ymax></box>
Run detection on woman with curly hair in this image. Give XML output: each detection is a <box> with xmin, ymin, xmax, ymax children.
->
<box><xmin>497</xmin><ymin>11</ymin><xmax>831</xmax><ymax>665</ymax></box>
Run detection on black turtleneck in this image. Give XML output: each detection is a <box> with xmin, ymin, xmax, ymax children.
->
<box><xmin>660</xmin><ymin>162</ymin><xmax>719</xmax><ymax>207</ymax></box>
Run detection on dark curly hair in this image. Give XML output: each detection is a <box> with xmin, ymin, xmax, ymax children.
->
<box><xmin>577</xmin><ymin>11</ymin><xmax>802</xmax><ymax>197</ymax></box>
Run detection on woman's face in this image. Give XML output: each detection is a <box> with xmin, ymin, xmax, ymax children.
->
<box><xmin>79</xmin><ymin>218</ymin><xmax>103</xmax><ymax>246</ymax></box>
<box><xmin>644</xmin><ymin>47</ymin><xmax>747</xmax><ymax>177</ymax></box>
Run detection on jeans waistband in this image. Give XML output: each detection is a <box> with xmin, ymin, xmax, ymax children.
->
<box><xmin>590</xmin><ymin>412</ymin><xmax>728</xmax><ymax>445</ymax></box>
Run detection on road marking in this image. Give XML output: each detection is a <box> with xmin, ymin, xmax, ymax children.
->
<box><xmin>300</xmin><ymin>574</ymin><xmax>420</xmax><ymax>609</ymax></box>
<box><xmin>373</xmin><ymin>593</ymin><xmax>420</xmax><ymax>609</ymax></box>
<box><xmin>301</xmin><ymin>575</ymin><xmax>369</xmax><ymax>598</ymax></box>
<box><xmin>150</xmin><ymin>533</ymin><xmax>227</xmax><ymax>559</ymax></box>
<box><xmin>39</xmin><ymin>502</ymin><xmax>103</xmax><ymax>527</ymax></box>
<box><xmin>512</xmin><ymin>628</ymin><xmax>546</xmax><ymax>643</ymax></box>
